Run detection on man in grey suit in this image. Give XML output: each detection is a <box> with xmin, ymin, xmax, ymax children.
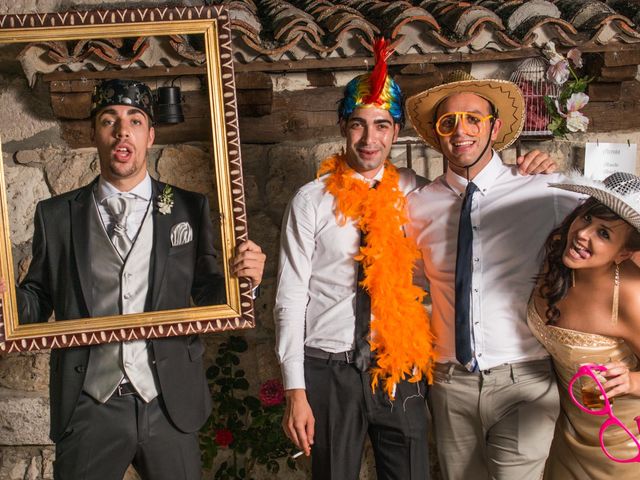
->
<box><xmin>2</xmin><ymin>79</ymin><xmax>265</xmax><ymax>480</ymax></box>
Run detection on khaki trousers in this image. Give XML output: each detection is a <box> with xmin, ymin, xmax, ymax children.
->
<box><xmin>429</xmin><ymin>359</ymin><xmax>559</xmax><ymax>480</ymax></box>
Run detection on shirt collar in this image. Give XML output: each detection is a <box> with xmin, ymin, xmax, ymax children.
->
<box><xmin>353</xmin><ymin>164</ymin><xmax>385</xmax><ymax>186</ymax></box>
<box><xmin>445</xmin><ymin>151</ymin><xmax>505</xmax><ymax>197</ymax></box>
<box><xmin>96</xmin><ymin>173</ymin><xmax>152</xmax><ymax>203</ymax></box>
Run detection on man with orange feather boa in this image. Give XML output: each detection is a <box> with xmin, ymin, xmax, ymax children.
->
<box><xmin>275</xmin><ymin>38</ymin><xmax>434</xmax><ymax>479</ymax></box>
<box><xmin>274</xmin><ymin>39</ymin><xmax>554</xmax><ymax>479</ymax></box>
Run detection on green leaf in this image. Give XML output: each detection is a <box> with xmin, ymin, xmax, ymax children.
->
<box><xmin>234</xmin><ymin>369</ymin><xmax>245</xmax><ymax>378</ymax></box>
<box><xmin>233</xmin><ymin>378</ymin><xmax>250</xmax><ymax>390</ymax></box>
<box><xmin>229</xmin><ymin>336</ymin><xmax>248</xmax><ymax>352</ymax></box>
<box><xmin>206</xmin><ymin>365</ymin><xmax>220</xmax><ymax>379</ymax></box>
<box><xmin>243</xmin><ymin>396</ymin><xmax>261</xmax><ymax>411</ymax></box>
<box><xmin>543</xmin><ymin>95</ymin><xmax>557</xmax><ymax>114</ymax></box>
<box><xmin>548</xmin><ymin>116</ymin><xmax>563</xmax><ymax>131</ymax></box>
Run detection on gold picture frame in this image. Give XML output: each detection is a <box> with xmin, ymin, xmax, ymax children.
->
<box><xmin>0</xmin><ymin>6</ymin><xmax>254</xmax><ymax>352</ymax></box>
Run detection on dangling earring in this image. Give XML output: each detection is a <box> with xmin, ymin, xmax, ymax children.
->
<box><xmin>571</xmin><ymin>269</ymin><xmax>575</xmax><ymax>288</ymax></box>
<box><xmin>611</xmin><ymin>263</ymin><xmax>620</xmax><ymax>325</ymax></box>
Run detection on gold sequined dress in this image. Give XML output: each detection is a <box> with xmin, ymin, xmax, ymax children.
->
<box><xmin>527</xmin><ymin>300</ymin><xmax>640</xmax><ymax>479</ymax></box>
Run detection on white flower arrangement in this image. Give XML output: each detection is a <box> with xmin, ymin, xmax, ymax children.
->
<box><xmin>542</xmin><ymin>42</ymin><xmax>592</xmax><ymax>137</ymax></box>
<box><xmin>157</xmin><ymin>185</ymin><xmax>174</xmax><ymax>215</ymax></box>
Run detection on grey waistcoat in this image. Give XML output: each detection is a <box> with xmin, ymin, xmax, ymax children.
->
<box><xmin>83</xmin><ymin>195</ymin><xmax>159</xmax><ymax>402</ymax></box>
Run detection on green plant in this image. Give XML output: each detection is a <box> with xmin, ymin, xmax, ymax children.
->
<box><xmin>542</xmin><ymin>42</ymin><xmax>592</xmax><ymax>137</ymax></box>
<box><xmin>200</xmin><ymin>336</ymin><xmax>297</xmax><ymax>479</ymax></box>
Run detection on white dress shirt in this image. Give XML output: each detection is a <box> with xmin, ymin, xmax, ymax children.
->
<box><xmin>95</xmin><ymin>174</ymin><xmax>152</xmax><ymax>239</ymax></box>
<box><xmin>275</xmin><ymin>166</ymin><xmax>424</xmax><ymax>390</ymax></box>
<box><xmin>406</xmin><ymin>153</ymin><xmax>582</xmax><ymax>370</ymax></box>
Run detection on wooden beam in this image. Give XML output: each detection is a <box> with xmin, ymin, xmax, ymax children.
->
<box><xmin>598</xmin><ymin>65</ymin><xmax>638</xmax><ymax>82</ymax></box>
<box><xmin>52</xmin><ymin>89</ymin><xmax>210</xmax><ymax>121</ymax></box>
<box><xmin>51</xmin><ymin>91</ymin><xmax>92</xmax><ymax>119</ymax></box>
<box><xmin>603</xmin><ymin>50</ymin><xmax>640</xmax><ymax>67</ymax></box>
<box><xmin>43</xmin><ymin>65</ymin><xmax>206</xmax><ymax>82</ymax></box>
<box><xmin>584</xmin><ymin>101</ymin><xmax>640</xmax><ymax>132</ymax></box>
<box><xmin>587</xmin><ymin>82</ymin><xmax>621</xmax><ymax>102</ymax></box>
<box><xmin>235</xmin><ymin>71</ymin><xmax>272</xmax><ymax>90</ymax></box>
<box><xmin>57</xmin><ymin>78</ymin><xmax>640</xmax><ymax>146</ymax></box>
<box><xmin>307</xmin><ymin>70</ymin><xmax>336</xmax><ymax>87</ymax></box>
<box><xmin>61</xmin><ymin>117</ymin><xmax>212</xmax><ymax>147</ymax></box>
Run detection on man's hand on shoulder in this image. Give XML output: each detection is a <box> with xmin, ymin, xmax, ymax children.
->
<box><xmin>230</xmin><ymin>240</ymin><xmax>266</xmax><ymax>287</ymax></box>
<box><xmin>283</xmin><ymin>389</ymin><xmax>315</xmax><ymax>456</ymax></box>
<box><xmin>516</xmin><ymin>149</ymin><xmax>557</xmax><ymax>175</ymax></box>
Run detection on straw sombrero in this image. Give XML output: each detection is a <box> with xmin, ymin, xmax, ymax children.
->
<box><xmin>550</xmin><ymin>171</ymin><xmax>640</xmax><ymax>231</ymax></box>
<box><xmin>405</xmin><ymin>71</ymin><xmax>525</xmax><ymax>152</ymax></box>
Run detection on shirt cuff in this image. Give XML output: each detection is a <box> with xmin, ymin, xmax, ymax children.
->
<box><xmin>251</xmin><ymin>285</ymin><xmax>260</xmax><ymax>299</ymax></box>
<box><xmin>281</xmin><ymin>361</ymin><xmax>305</xmax><ymax>390</ymax></box>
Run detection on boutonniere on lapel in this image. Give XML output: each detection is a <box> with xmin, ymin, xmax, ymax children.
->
<box><xmin>157</xmin><ymin>185</ymin><xmax>174</xmax><ymax>215</ymax></box>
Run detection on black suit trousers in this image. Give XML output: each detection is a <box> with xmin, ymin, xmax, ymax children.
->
<box><xmin>54</xmin><ymin>392</ymin><xmax>201</xmax><ymax>480</ymax></box>
<box><xmin>304</xmin><ymin>355</ymin><xmax>430</xmax><ymax>480</ymax></box>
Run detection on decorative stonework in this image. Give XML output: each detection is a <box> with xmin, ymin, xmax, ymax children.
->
<box><xmin>4</xmin><ymin>165</ymin><xmax>50</xmax><ymax>246</ymax></box>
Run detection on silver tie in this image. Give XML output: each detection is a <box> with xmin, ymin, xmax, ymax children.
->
<box><xmin>105</xmin><ymin>195</ymin><xmax>134</xmax><ymax>258</ymax></box>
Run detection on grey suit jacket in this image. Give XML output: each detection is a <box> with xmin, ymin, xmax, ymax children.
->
<box><xmin>17</xmin><ymin>177</ymin><xmax>225</xmax><ymax>442</ymax></box>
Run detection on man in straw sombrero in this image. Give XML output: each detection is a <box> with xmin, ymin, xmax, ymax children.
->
<box><xmin>405</xmin><ymin>72</ymin><xmax>584</xmax><ymax>479</ymax></box>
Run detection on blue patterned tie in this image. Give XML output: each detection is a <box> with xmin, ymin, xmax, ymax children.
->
<box><xmin>454</xmin><ymin>182</ymin><xmax>478</xmax><ymax>371</ymax></box>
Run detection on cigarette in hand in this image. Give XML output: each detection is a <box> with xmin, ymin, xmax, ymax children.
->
<box><xmin>291</xmin><ymin>451</ymin><xmax>304</xmax><ymax>459</ymax></box>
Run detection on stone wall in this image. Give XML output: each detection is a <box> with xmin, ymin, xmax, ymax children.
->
<box><xmin>1</xmin><ymin>2</ymin><xmax>640</xmax><ymax>480</ymax></box>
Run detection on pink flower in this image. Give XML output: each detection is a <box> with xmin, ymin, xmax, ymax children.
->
<box><xmin>542</xmin><ymin>41</ymin><xmax>563</xmax><ymax>64</ymax></box>
<box><xmin>547</xmin><ymin>59</ymin><xmax>570</xmax><ymax>85</ymax></box>
<box><xmin>555</xmin><ymin>93</ymin><xmax>590</xmax><ymax>132</ymax></box>
<box><xmin>259</xmin><ymin>379</ymin><xmax>285</xmax><ymax>407</ymax></box>
<box><xmin>565</xmin><ymin>111</ymin><xmax>589</xmax><ymax>132</ymax></box>
<box><xmin>567</xmin><ymin>48</ymin><xmax>583</xmax><ymax>68</ymax></box>
<box><xmin>566</xmin><ymin>92</ymin><xmax>589</xmax><ymax>111</ymax></box>
<box><xmin>214</xmin><ymin>428</ymin><xmax>234</xmax><ymax>447</ymax></box>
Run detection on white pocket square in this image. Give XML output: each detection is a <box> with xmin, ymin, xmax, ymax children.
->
<box><xmin>170</xmin><ymin>222</ymin><xmax>193</xmax><ymax>247</ymax></box>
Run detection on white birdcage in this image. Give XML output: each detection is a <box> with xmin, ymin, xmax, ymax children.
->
<box><xmin>510</xmin><ymin>57</ymin><xmax>560</xmax><ymax>137</ymax></box>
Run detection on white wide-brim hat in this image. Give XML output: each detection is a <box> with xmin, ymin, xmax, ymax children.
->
<box><xmin>550</xmin><ymin>171</ymin><xmax>640</xmax><ymax>231</ymax></box>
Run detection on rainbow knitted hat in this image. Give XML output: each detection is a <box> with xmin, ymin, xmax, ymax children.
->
<box><xmin>338</xmin><ymin>38</ymin><xmax>404</xmax><ymax>126</ymax></box>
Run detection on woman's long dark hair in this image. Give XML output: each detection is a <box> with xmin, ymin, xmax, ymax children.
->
<box><xmin>539</xmin><ymin>198</ymin><xmax>640</xmax><ymax>324</ymax></box>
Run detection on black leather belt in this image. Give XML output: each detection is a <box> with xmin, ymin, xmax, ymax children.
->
<box><xmin>305</xmin><ymin>346</ymin><xmax>355</xmax><ymax>364</ymax></box>
<box><xmin>115</xmin><ymin>382</ymin><xmax>138</xmax><ymax>397</ymax></box>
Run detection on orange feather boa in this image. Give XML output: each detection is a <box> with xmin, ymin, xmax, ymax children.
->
<box><xmin>318</xmin><ymin>154</ymin><xmax>435</xmax><ymax>397</ymax></box>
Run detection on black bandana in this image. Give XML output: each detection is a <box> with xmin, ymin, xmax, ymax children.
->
<box><xmin>91</xmin><ymin>79</ymin><xmax>154</xmax><ymax>122</ymax></box>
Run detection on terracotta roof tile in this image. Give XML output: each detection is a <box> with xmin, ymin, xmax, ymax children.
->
<box><xmin>15</xmin><ymin>0</ymin><xmax>640</xmax><ymax>77</ymax></box>
<box><xmin>608</xmin><ymin>0</ymin><xmax>640</xmax><ymax>26</ymax></box>
<box><xmin>512</xmin><ymin>15</ymin><xmax>578</xmax><ymax>46</ymax></box>
<box><xmin>220</xmin><ymin>0</ymin><xmax>640</xmax><ymax>61</ymax></box>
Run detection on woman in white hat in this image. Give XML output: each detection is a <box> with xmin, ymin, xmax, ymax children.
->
<box><xmin>529</xmin><ymin>171</ymin><xmax>640</xmax><ymax>478</ymax></box>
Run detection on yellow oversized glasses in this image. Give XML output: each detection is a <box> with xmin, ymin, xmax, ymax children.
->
<box><xmin>435</xmin><ymin>111</ymin><xmax>494</xmax><ymax>137</ymax></box>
